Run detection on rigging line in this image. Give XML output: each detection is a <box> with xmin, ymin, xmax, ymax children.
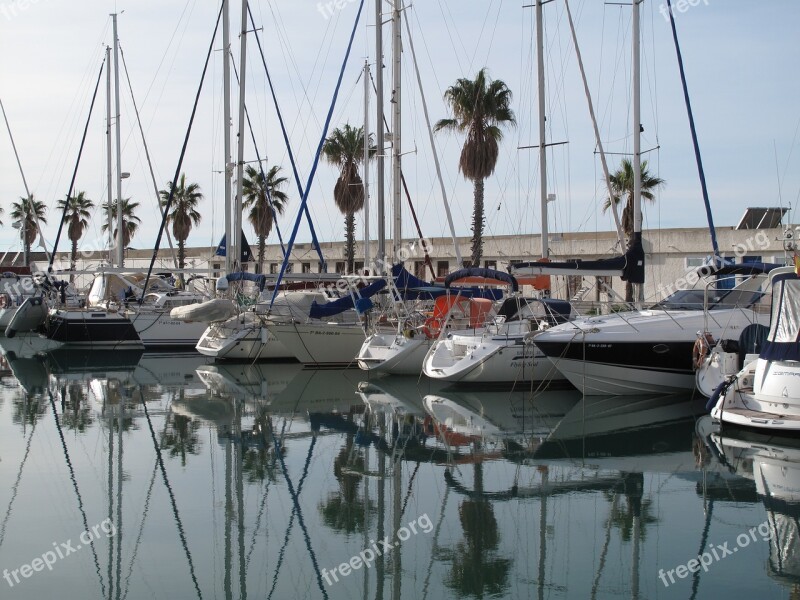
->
<box><xmin>0</xmin><ymin>416</ymin><xmax>37</xmax><ymax>550</ymax></box>
<box><xmin>269</xmin><ymin>0</ymin><xmax>366</xmax><ymax>305</ymax></box>
<box><xmin>249</xmin><ymin>5</ymin><xmax>325</xmax><ymax>266</ymax></box>
<box><xmin>267</xmin><ymin>435</ymin><xmax>326</xmax><ymax>600</ymax></box>
<box><xmin>139</xmin><ymin>2</ymin><xmax>223</xmax><ymax>305</ymax></box>
<box><xmin>229</xmin><ymin>54</ymin><xmax>287</xmax><ymax>257</ymax></box>
<box><xmin>665</xmin><ymin>0</ymin><xmax>719</xmax><ymax>259</ymax></box>
<box><xmin>47</xmin><ymin>388</ymin><xmax>107</xmax><ymax>597</ymax></box>
<box><xmin>118</xmin><ymin>45</ymin><xmax>179</xmax><ymax>270</ymax></box>
<box><xmin>120</xmin><ymin>458</ymin><xmax>159</xmax><ymax>600</ymax></box>
<box><xmin>141</xmin><ymin>395</ymin><xmax>203</xmax><ymax>599</ymax></box>
<box><xmin>47</xmin><ymin>57</ymin><xmax>105</xmax><ymax>270</ymax></box>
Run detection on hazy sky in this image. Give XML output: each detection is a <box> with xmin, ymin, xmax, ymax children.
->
<box><xmin>1</xmin><ymin>0</ymin><xmax>798</xmax><ymax>263</ymax></box>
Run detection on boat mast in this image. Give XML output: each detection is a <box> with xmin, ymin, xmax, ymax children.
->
<box><xmin>632</xmin><ymin>0</ymin><xmax>643</xmax><ymax>303</ymax></box>
<box><xmin>112</xmin><ymin>13</ymin><xmax>124</xmax><ymax>267</ymax></box>
<box><xmin>106</xmin><ymin>45</ymin><xmax>114</xmax><ymax>265</ymax></box>
<box><xmin>223</xmin><ymin>0</ymin><xmax>233</xmax><ymax>274</ymax></box>
<box><xmin>363</xmin><ymin>60</ymin><xmax>371</xmax><ymax>272</ymax></box>
<box><xmin>391</xmin><ymin>0</ymin><xmax>402</xmax><ymax>258</ymax></box>
<box><xmin>536</xmin><ymin>0</ymin><xmax>548</xmax><ymax>260</ymax></box>
<box><xmin>233</xmin><ymin>0</ymin><xmax>249</xmax><ymax>271</ymax></box>
<box><xmin>402</xmin><ymin>10</ymin><xmax>462</xmax><ymax>267</ymax></box>
<box><xmin>375</xmin><ymin>0</ymin><xmax>386</xmax><ymax>267</ymax></box>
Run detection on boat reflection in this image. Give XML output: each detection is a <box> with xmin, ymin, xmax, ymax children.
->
<box><xmin>709</xmin><ymin>429</ymin><xmax>800</xmax><ymax>588</ymax></box>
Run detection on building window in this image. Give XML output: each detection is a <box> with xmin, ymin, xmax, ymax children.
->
<box><xmin>685</xmin><ymin>257</ymin><xmax>704</xmax><ymax>269</ymax></box>
<box><xmin>335</xmin><ymin>261</ymin><xmax>346</xmax><ymax>274</ymax></box>
<box><xmin>484</xmin><ymin>260</ymin><xmax>497</xmax><ymax>270</ymax></box>
<box><xmin>212</xmin><ymin>262</ymin><xmax>221</xmax><ymax>277</ymax></box>
<box><xmin>437</xmin><ymin>261</ymin><xmax>449</xmax><ymax>277</ymax></box>
<box><xmin>285</xmin><ymin>263</ymin><xmax>293</xmax><ymax>274</ymax></box>
<box><xmin>354</xmin><ymin>261</ymin><xmax>364</xmax><ymax>274</ymax></box>
<box><xmin>270</xmin><ymin>263</ymin><xmax>278</xmax><ymax>274</ymax></box>
<box><xmin>414</xmin><ymin>261</ymin><xmax>426</xmax><ymax>279</ymax></box>
<box><xmin>302</xmin><ymin>262</ymin><xmax>311</xmax><ymax>274</ymax></box>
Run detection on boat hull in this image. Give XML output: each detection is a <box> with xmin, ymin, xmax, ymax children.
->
<box><xmin>357</xmin><ymin>332</ymin><xmax>431</xmax><ymax>375</ymax></box>
<box><xmin>268</xmin><ymin>322</ymin><xmax>366</xmax><ymax>367</ymax></box>
<box><xmin>196</xmin><ymin>319</ymin><xmax>292</xmax><ymax>360</ymax></box>
<box><xmin>129</xmin><ymin>311</ymin><xmax>209</xmax><ymax>349</ymax></box>
<box><xmin>43</xmin><ymin>309</ymin><xmax>143</xmax><ymax>348</ymax></box>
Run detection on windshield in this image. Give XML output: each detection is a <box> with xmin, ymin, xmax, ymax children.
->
<box><xmin>652</xmin><ymin>287</ymin><xmax>765</xmax><ymax>311</ymax></box>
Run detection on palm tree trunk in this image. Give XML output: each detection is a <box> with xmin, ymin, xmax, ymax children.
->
<box><xmin>345</xmin><ymin>212</ymin><xmax>355</xmax><ymax>273</ymax></box>
<box><xmin>178</xmin><ymin>240</ymin><xmax>185</xmax><ymax>286</ymax></box>
<box><xmin>257</xmin><ymin>235</ymin><xmax>265</xmax><ymax>275</ymax></box>
<box><xmin>70</xmin><ymin>240</ymin><xmax>78</xmax><ymax>284</ymax></box>
<box><xmin>470</xmin><ymin>178</ymin><xmax>485</xmax><ymax>267</ymax></box>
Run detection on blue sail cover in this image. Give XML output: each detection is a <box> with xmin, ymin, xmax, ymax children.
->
<box><xmin>760</xmin><ymin>272</ymin><xmax>800</xmax><ymax>362</ymax></box>
<box><xmin>309</xmin><ymin>278</ymin><xmax>387</xmax><ymax>319</ymax></box>
<box><xmin>390</xmin><ymin>264</ymin><xmax>502</xmax><ymax>300</ymax></box>
<box><xmin>226</xmin><ymin>271</ymin><xmax>267</xmax><ymax>292</ymax></box>
<box><xmin>444</xmin><ymin>267</ymin><xmax>519</xmax><ymax>292</ymax></box>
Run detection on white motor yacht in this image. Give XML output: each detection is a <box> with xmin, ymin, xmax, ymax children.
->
<box><xmin>531</xmin><ymin>264</ymin><xmax>776</xmax><ymax>395</ymax></box>
<box><xmin>709</xmin><ymin>267</ymin><xmax>800</xmax><ymax>431</ymax></box>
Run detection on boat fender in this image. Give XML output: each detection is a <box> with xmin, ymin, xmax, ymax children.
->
<box><xmin>692</xmin><ymin>333</ymin><xmax>714</xmax><ymax>370</ymax></box>
<box><xmin>0</xmin><ymin>293</ymin><xmax>10</xmax><ymax>309</ymax></box>
<box><xmin>706</xmin><ymin>380</ymin><xmax>727</xmax><ymax>412</ymax></box>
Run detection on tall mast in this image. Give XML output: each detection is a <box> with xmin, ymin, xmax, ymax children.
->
<box><xmin>536</xmin><ymin>0</ymin><xmax>548</xmax><ymax>259</ymax></box>
<box><xmin>391</xmin><ymin>0</ymin><xmax>402</xmax><ymax>256</ymax></box>
<box><xmin>106</xmin><ymin>45</ymin><xmax>113</xmax><ymax>265</ymax></box>
<box><xmin>112</xmin><ymin>13</ymin><xmax>124</xmax><ymax>267</ymax></box>
<box><xmin>632</xmin><ymin>0</ymin><xmax>643</xmax><ymax>302</ymax></box>
<box><xmin>223</xmin><ymin>0</ymin><xmax>233</xmax><ymax>274</ymax></box>
<box><xmin>375</xmin><ymin>0</ymin><xmax>386</xmax><ymax>265</ymax></box>
<box><xmin>233</xmin><ymin>0</ymin><xmax>249</xmax><ymax>271</ymax></box>
<box><xmin>363</xmin><ymin>60</ymin><xmax>371</xmax><ymax>272</ymax></box>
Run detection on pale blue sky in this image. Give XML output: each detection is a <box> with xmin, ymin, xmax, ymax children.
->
<box><xmin>1</xmin><ymin>1</ymin><xmax>798</xmax><ymax>261</ymax></box>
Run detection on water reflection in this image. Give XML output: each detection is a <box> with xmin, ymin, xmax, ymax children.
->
<box><xmin>0</xmin><ymin>336</ymin><xmax>792</xmax><ymax>599</ymax></box>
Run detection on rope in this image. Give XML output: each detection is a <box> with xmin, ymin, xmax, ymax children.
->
<box><xmin>139</xmin><ymin>3</ymin><xmax>223</xmax><ymax>305</ymax></box>
<box><xmin>49</xmin><ymin>58</ymin><xmax>106</xmax><ymax>271</ymax></box>
<box><xmin>269</xmin><ymin>0</ymin><xmax>366</xmax><ymax>307</ymax></box>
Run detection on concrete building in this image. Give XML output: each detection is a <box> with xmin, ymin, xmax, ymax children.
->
<box><xmin>10</xmin><ymin>215</ymin><xmax>793</xmax><ymax>304</ymax></box>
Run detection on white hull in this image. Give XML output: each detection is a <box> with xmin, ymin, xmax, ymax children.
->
<box><xmin>268</xmin><ymin>322</ymin><xmax>366</xmax><ymax>367</ymax></box>
<box><xmin>129</xmin><ymin>311</ymin><xmax>210</xmax><ymax>349</ymax></box>
<box><xmin>550</xmin><ymin>357</ymin><xmax>695</xmax><ymax>395</ymax></box>
<box><xmin>5</xmin><ymin>296</ymin><xmax>47</xmax><ymax>337</ymax></box>
<box><xmin>196</xmin><ymin>317</ymin><xmax>292</xmax><ymax>360</ymax></box>
<box><xmin>423</xmin><ymin>333</ymin><xmax>564</xmax><ymax>384</ymax></box>
<box><xmin>357</xmin><ymin>331</ymin><xmax>431</xmax><ymax>375</ymax></box>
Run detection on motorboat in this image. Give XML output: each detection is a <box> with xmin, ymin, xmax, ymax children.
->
<box><xmin>531</xmin><ymin>263</ymin><xmax>778</xmax><ymax>395</ymax></box>
<box><xmin>422</xmin><ymin>268</ymin><xmax>572</xmax><ymax>385</ymax></box>
<box><xmin>709</xmin><ymin>267</ymin><xmax>800</xmax><ymax>431</ymax></box>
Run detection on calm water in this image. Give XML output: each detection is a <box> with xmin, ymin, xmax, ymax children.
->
<box><xmin>0</xmin><ymin>336</ymin><xmax>795</xmax><ymax>599</ymax></box>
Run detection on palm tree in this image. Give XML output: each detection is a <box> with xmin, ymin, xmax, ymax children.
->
<box><xmin>242</xmin><ymin>164</ymin><xmax>289</xmax><ymax>274</ymax></box>
<box><xmin>159</xmin><ymin>174</ymin><xmax>203</xmax><ymax>279</ymax></box>
<box><xmin>435</xmin><ymin>69</ymin><xmax>515</xmax><ymax>267</ymax></box>
<box><xmin>57</xmin><ymin>191</ymin><xmax>94</xmax><ymax>280</ymax></box>
<box><xmin>323</xmin><ymin>124</ymin><xmax>375</xmax><ymax>273</ymax></box>
<box><xmin>603</xmin><ymin>159</ymin><xmax>665</xmax><ymax>301</ymax></box>
<box><xmin>11</xmin><ymin>195</ymin><xmax>47</xmax><ymax>262</ymax></box>
<box><xmin>101</xmin><ymin>198</ymin><xmax>141</xmax><ymax>258</ymax></box>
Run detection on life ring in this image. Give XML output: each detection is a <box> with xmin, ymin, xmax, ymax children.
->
<box><xmin>692</xmin><ymin>333</ymin><xmax>714</xmax><ymax>370</ymax></box>
<box><xmin>422</xmin><ymin>316</ymin><xmax>443</xmax><ymax>339</ymax></box>
<box><xmin>0</xmin><ymin>293</ymin><xmax>10</xmax><ymax>309</ymax></box>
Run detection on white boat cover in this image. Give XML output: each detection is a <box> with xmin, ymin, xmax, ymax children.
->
<box><xmin>170</xmin><ymin>298</ymin><xmax>237</xmax><ymax>323</ymax></box>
